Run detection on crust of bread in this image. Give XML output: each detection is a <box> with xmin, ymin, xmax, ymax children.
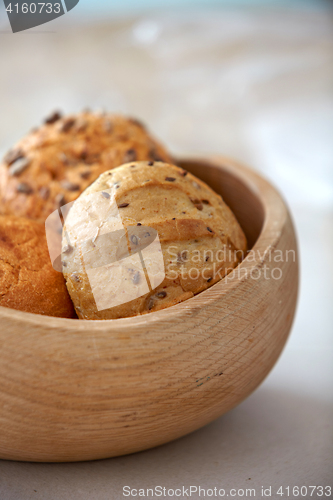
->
<box><xmin>0</xmin><ymin>216</ymin><xmax>76</xmax><ymax>318</ymax></box>
<box><xmin>0</xmin><ymin>112</ymin><xmax>172</xmax><ymax>222</ymax></box>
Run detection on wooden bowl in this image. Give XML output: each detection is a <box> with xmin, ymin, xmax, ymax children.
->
<box><xmin>0</xmin><ymin>157</ymin><xmax>299</xmax><ymax>462</ymax></box>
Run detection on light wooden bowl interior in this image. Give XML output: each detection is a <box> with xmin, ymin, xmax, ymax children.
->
<box><xmin>0</xmin><ymin>156</ymin><xmax>298</xmax><ymax>462</ymax></box>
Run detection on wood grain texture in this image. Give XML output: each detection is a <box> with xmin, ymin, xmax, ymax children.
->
<box><xmin>0</xmin><ymin>157</ymin><xmax>299</xmax><ymax>462</ymax></box>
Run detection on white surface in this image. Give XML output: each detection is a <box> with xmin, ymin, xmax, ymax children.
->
<box><xmin>0</xmin><ymin>3</ymin><xmax>332</xmax><ymax>498</ymax></box>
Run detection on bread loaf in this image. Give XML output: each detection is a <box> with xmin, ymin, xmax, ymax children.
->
<box><xmin>0</xmin><ymin>111</ymin><xmax>172</xmax><ymax>222</ymax></box>
<box><xmin>0</xmin><ymin>216</ymin><xmax>76</xmax><ymax>317</ymax></box>
<box><xmin>62</xmin><ymin>161</ymin><xmax>247</xmax><ymax>319</ymax></box>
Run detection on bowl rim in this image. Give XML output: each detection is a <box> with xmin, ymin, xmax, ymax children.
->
<box><xmin>0</xmin><ymin>155</ymin><xmax>288</xmax><ymax>330</ymax></box>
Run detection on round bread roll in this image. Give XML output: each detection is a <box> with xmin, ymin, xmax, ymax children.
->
<box><xmin>62</xmin><ymin>161</ymin><xmax>247</xmax><ymax>320</ymax></box>
<box><xmin>0</xmin><ymin>216</ymin><xmax>76</xmax><ymax>318</ymax></box>
<box><xmin>0</xmin><ymin>111</ymin><xmax>172</xmax><ymax>222</ymax></box>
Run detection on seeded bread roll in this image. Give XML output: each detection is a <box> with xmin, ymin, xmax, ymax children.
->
<box><xmin>0</xmin><ymin>111</ymin><xmax>172</xmax><ymax>222</ymax></box>
<box><xmin>0</xmin><ymin>216</ymin><xmax>75</xmax><ymax>317</ymax></box>
<box><xmin>62</xmin><ymin>161</ymin><xmax>247</xmax><ymax>320</ymax></box>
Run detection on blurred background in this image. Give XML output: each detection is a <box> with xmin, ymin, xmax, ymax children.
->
<box><xmin>0</xmin><ymin>0</ymin><xmax>332</xmax><ymax>497</ymax></box>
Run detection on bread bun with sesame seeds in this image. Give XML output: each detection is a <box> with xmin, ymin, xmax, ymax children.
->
<box><xmin>61</xmin><ymin>161</ymin><xmax>247</xmax><ymax>319</ymax></box>
<box><xmin>0</xmin><ymin>111</ymin><xmax>172</xmax><ymax>222</ymax></box>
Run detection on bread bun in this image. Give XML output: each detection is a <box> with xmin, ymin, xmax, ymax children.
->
<box><xmin>62</xmin><ymin>161</ymin><xmax>247</xmax><ymax>319</ymax></box>
<box><xmin>0</xmin><ymin>111</ymin><xmax>172</xmax><ymax>222</ymax></box>
<box><xmin>0</xmin><ymin>216</ymin><xmax>76</xmax><ymax>318</ymax></box>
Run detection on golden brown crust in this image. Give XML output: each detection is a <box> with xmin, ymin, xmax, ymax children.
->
<box><xmin>0</xmin><ymin>216</ymin><xmax>76</xmax><ymax>317</ymax></box>
<box><xmin>62</xmin><ymin>161</ymin><xmax>247</xmax><ymax>319</ymax></box>
<box><xmin>0</xmin><ymin>111</ymin><xmax>172</xmax><ymax>222</ymax></box>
